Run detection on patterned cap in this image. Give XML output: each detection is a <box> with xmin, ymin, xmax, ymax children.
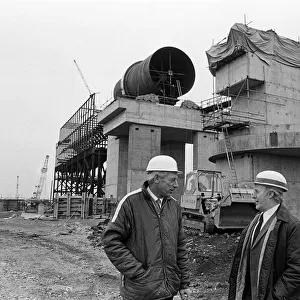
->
<box><xmin>255</xmin><ymin>170</ymin><xmax>288</xmax><ymax>191</ymax></box>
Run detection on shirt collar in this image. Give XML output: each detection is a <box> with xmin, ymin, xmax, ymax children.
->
<box><xmin>262</xmin><ymin>203</ymin><xmax>280</xmax><ymax>223</ymax></box>
<box><xmin>147</xmin><ymin>186</ymin><xmax>164</xmax><ymax>203</ymax></box>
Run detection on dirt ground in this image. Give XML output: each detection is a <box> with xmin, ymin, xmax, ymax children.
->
<box><xmin>0</xmin><ymin>211</ymin><xmax>239</xmax><ymax>300</ymax></box>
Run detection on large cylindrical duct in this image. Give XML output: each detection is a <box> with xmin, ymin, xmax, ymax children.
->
<box><xmin>114</xmin><ymin>46</ymin><xmax>195</xmax><ymax>103</ymax></box>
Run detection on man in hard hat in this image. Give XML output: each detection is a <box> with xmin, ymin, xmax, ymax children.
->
<box><xmin>228</xmin><ymin>170</ymin><xmax>300</xmax><ymax>300</ymax></box>
<box><xmin>102</xmin><ymin>155</ymin><xmax>191</xmax><ymax>300</ymax></box>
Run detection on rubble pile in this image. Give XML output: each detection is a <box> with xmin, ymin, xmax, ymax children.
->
<box><xmin>87</xmin><ymin>219</ymin><xmax>109</xmax><ymax>247</ymax></box>
<box><xmin>86</xmin><ymin>222</ymin><xmax>240</xmax><ymax>299</ymax></box>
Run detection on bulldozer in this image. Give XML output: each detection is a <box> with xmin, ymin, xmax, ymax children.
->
<box><xmin>180</xmin><ymin>170</ymin><xmax>257</xmax><ymax>233</ymax></box>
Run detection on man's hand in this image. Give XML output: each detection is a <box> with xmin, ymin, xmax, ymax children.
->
<box><xmin>179</xmin><ymin>288</ymin><xmax>191</xmax><ymax>300</ymax></box>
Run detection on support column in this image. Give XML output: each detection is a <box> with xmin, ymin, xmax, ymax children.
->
<box><xmin>193</xmin><ymin>132</ymin><xmax>216</xmax><ymax>170</ymax></box>
<box><xmin>105</xmin><ymin>135</ymin><xmax>128</xmax><ymax>201</ymax></box>
<box><xmin>127</xmin><ymin>124</ymin><xmax>161</xmax><ymax>193</ymax></box>
<box><xmin>161</xmin><ymin>142</ymin><xmax>185</xmax><ymax>201</ymax></box>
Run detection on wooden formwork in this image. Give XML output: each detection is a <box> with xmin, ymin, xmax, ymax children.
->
<box><xmin>53</xmin><ymin>194</ymin><xmax>115</xmax><ymax>219</ymax></box>
<box><xmin>0</xmin><ymin>199</ymin><xmax>26</xmax><ymax>211</ymax></box>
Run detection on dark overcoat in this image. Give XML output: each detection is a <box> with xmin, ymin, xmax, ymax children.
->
<box><xmin>228</xmin><ymin>204</ymin><xmax>300</xmax><ymax>300</ymax></box>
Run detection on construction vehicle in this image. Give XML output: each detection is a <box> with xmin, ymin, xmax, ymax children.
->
<box><xmin>181</xmin><ymin>169</ymin><xmax>257</xmax><ymax>233</ymax></box>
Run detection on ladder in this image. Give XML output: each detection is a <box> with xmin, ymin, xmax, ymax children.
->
<box><xmin>222</xmin><ymin>127</ymin><xmax>238</xmax><ymax>186</ymax></box>
<box><xmin>176</xmin><ymin>80</ymin><xmax>182</xmax><ymax>97</ymax></box>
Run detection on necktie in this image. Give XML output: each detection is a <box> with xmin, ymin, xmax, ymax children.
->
<box><xmin>252</xmin><ymin>213</ymin><xmax>263</xmax><ymax>244</ymax></box>
<box><xmin>156</xmin><ymin>199</ymin><xmax>162</xmax><ymax>209</ymax></box>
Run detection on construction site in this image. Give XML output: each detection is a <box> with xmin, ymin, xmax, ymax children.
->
<box><xmin>52</xmin><ymin>23</ymin><xmax>300</xmax><ymax>229</ymax></box>
<box><xmin>1</xmin><ymin>22</ymin><xmax>300</xmax><ymax>299</ymax></box>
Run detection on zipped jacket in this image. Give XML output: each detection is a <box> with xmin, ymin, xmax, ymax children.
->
<box><xmin>102</xmin><ymin>181</ymin><xmax>190</xmax><ymax>300</ymax></box>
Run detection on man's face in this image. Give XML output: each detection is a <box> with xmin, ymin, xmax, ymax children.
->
<box><xmin>156</xmin><ymin>172</ymin><xmax>179</xmax><ymax>197</ymax></box>
<box><xmin>252</xmin><ymin>184</ymin><xmax>273</xmax><ymax>212</ymax></box>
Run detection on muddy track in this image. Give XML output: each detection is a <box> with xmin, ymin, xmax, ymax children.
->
<box><xmin>0</xmin><ymin>230</ymin><xmax>98</xmax><ymax>263</ymax></box>
<box><xmin>0</xmin><ymin>218</ymin><xmax>121</xmax><ymax>300</ymax></box>
<box><xmin>1</xmin><ymin>215</ymin><xmax>236</xmax><ymax>300</ymax></box>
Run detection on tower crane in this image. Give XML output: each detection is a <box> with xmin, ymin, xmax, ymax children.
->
<box><xmin>32</xmin><ymin>155</ymin><xmax>49</xmax><ymax>200</ymax></box>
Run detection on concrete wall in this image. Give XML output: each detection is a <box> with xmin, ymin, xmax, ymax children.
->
<box><xmin>217</xmin><ymin>53</ymin><xmax>300</xmax><ymax>127</ymax></box>
<box><xmin>215</xmin><ymin>153</ymin><xmax>253</xmax><ymax>189</ymax></box>
<box><xmin>127</xmin><ymin>124</ymin><xmax>161</xmax><ymax>193</ymax></box>
<box><xmin>216</xmin><ymin>52</ymin><xmax>265</xmax><ymax>93</ymax></box>
<box><xmin>161</xmin><ymin>142</ymin><xmax>185</xmax><ymax>201</ymax></box>
<box><xmin>211</xmin><ymin>125</ymin><xmax>300</xmax><ymax>159</ymax></box>
<box><xmin>215</xmin><ymin>151</ymin><xmax>300</xmax><ymax>219</ymax></box>
<box><xmin>105</xmin><ymin>123</ymin><xmax>186</xmax><ymax>202</ymax></box>
<box><xmin>252</xmin><ymin>153</ymin><xmax>300</xmax><ymax>219</ymax></box>
<box><xmin>264</xmin><ymin>61</ymin><xmax>300</xmax><ymax>125</ymax></box>
<box><xmin>211</xmin><ymin>52</ymin><xmax>300</xmax><ymax>217</ymax></box>
<box><xmin>97</xmin><ymin>98</ymin><xmax>203</xmax><ymax>137</ymax></box>
<box><xmin>193</xmin><ymin>131</ymin><xmax>216</xmax><ymax>171</ymax></box>
<box><xmin>105</xmin><ymin>136</ymin><xmax>128</xmax><ymax>201</ymax></box>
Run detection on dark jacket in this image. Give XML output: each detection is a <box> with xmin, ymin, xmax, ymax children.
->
<box><xmin>102</xmin><ymin>181</ymin><xmax>190</xmax><ymax>300</ymax></box>
<box><xmin>228</xmin><ymin>204</ymin><xmax>300</xmax><ymax>300</ymax></box>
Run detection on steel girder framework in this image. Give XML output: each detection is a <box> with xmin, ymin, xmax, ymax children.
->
<box><xmin>53</xmin><ymin>94</ymin><xmax>107</xmax><ymax>197</ymax></box>
<box><xmin>53</xmin><ymin>147</ymin><xmax>107</xmax><ymax>197</ymax></box>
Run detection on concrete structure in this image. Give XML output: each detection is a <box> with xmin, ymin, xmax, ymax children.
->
<box><xmin>96</xmin><ymin>24</ymin><xmax>300</xmax><ymax>219</ymax></box>
<box><xmin>97</xmin><ymin>98</ymin><xmax>215</xmax><ymax>201</ymax></box>
<box><xmin>205</xmin><ymin>27</ymin><xmax>300</xmax><ymax>217</ymax></box>
<box><xmin>97</xmin><ymin>54</ymin><xmax>300</xmax><ymax>217</ymax></box>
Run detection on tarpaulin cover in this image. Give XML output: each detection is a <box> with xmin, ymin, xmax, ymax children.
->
<box><xmin>206</xmin><ymin>23</ymin><xmax>300</xmax><ymax>76</ymax></box>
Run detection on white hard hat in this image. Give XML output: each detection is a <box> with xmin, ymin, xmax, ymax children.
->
<box><xmin>146</xmin><ymin>155</ymin><xmax>182</xmax><ymax>174</ymax></box>
<box><xmin>254</xmin><ymin>170</ymin><xmax>288</xmax><ymax>191</ymax></box>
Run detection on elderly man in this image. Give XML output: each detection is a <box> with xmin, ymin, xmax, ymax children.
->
<box><xmin>102</xmin><ymin>155</ymin><xmax>191</xmax><ymax>300</ymax></box>
<box><xmin>228</xmin><ymin>170</ymin><xmax>300</xmax><ymax>300</ymax></box>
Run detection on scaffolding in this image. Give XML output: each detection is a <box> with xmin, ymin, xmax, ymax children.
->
<box><xmin>200</xmin><ymin>77</ymin><xmax>266</xmax><ymax>185</ymax></box>
<box><xmin>201</xmin><ymin>78</ymin><xmax>267</xmax><ymax>132</ymax></box>
<box><xmin>53</xmin><ymin>94</ymin><xmax>107</xmax><ymax>197</ymax></box>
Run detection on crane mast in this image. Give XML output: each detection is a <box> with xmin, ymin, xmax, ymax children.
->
<box><xmin>32</xmin><ymin>155</ymin><xmax>49</xmax><ymax>200</ymax></box>
<box><xmin>74</xmin><ymin>60</ymin><xmax>93</xmax><ymax>95</ymax></box>
<box><xmin>16</xmin><ymin>175</ymin><xmax>19</xmax><ymax>199</ymax></box>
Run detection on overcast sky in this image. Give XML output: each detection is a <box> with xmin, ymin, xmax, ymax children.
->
<box><xmin>1</xmin><ymin>0</ymin><xmax>299</xmax><ymax>198</ymax></box>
